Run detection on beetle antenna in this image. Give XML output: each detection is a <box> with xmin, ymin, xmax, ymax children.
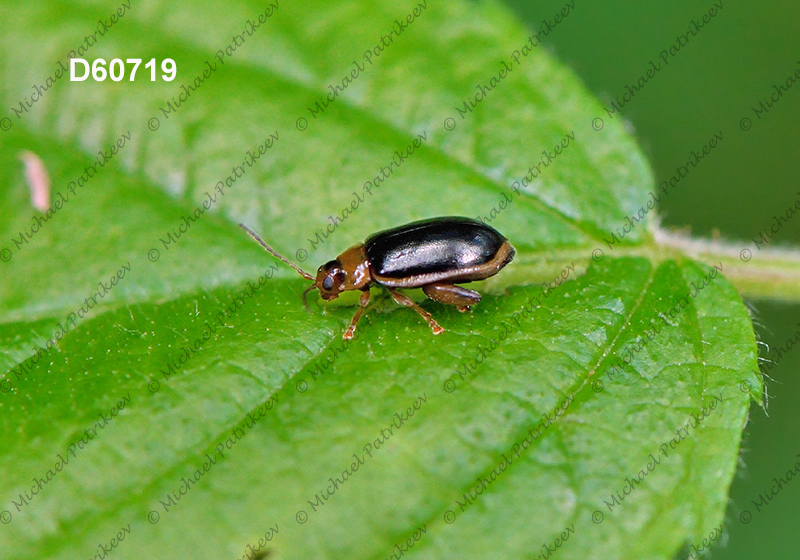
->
<box><xmin>301</xmin><ymin>283</ymin><xmax>317</xmax><ymax>311</ymax></box>
<box><xmin>239</xmin><ymin>223</ymin><xmax>315</xmax><ymax>281</ymax></box>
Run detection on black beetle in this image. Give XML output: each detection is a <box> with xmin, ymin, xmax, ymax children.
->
<box><xmin>240</xmin><ymin>217</ymin><xmax>515</xmax><ymax>339</ymax></box>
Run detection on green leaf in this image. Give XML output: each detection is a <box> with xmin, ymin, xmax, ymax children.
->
<box><xmin>0</xmin><ymin>1</ymin><xmax>761</xmax><ymax>559</ymax></box>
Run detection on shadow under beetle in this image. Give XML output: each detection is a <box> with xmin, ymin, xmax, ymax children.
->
<box><xmin>240</xmin><ymin>217</ymin><xmax>515</xmax><ymax>339</ymax></box>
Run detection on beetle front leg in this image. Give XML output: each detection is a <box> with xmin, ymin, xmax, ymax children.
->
<box><xmin>388</xmin><ymin>289</ymin><xmax>445</xmax><ymax>335</ymax></box>
<box><xmin>343</xmin><ymin>289</ymin><xmax>371</xmax><ymax>340</ymax></box>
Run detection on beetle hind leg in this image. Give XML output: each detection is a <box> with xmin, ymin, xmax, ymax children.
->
<box><xmin>388</xmin><ymin>289</ymin><xmax>445</xmax><ymax>335</ymax></box>
<box><xmin>422</xmin><ymin>283</ymin><xmax>481</xmax><ymax>313</ymax></box>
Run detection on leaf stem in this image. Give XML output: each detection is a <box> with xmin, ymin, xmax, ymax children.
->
<box><xmin>653</xmin><ymin>229</ymin><xmax>800</xmax><ymax>302</ymax></box>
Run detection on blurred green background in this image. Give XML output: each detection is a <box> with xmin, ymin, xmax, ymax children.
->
<box><xmin>501</xmin><ymin>0</ymin><xmax>800</xmax><ymax>557</ymax></box>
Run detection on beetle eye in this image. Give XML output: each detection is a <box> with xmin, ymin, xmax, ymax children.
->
<box><xmin>322</xmin><ymin>277</ymin><xmax>334</xmax><ymax>291</ymax></box>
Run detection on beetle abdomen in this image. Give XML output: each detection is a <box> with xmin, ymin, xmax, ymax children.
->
<box><xmin>365</xmin><ymin>217</ymin><xmax>508</xmax><ymax>279</ymax></box>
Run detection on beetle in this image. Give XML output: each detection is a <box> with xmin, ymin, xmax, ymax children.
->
<box><xmin>239</xmin><ymin>217</ymin><xmax>515</xmax><ymax>340</ymax></box>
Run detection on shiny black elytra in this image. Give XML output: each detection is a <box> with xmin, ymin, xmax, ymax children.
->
<box><xmin>240</xmin><ymin>217</ymin><xmax>516</xmax><ymax>340</ymax></box>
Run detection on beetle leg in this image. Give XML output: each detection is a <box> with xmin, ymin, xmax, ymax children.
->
<box><xmin>343</xmin><ymin>290</ymin><xmax>371</xmax><ymax>340</ymax></box>
<box><xmin>388</xmin><ymin>289</ymin><xmax>445</xmax><ymax>335</ymax></box>
<box><xmin>422</xmin><ymin>283</ymin><xmax>481</xmax><ymax>312</ymax></box>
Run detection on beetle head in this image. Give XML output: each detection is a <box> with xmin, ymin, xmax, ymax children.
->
<box><xmin>314</xmin><ymin>259</ymin><xmax>348</xmax><ymax>301</ymax></box>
